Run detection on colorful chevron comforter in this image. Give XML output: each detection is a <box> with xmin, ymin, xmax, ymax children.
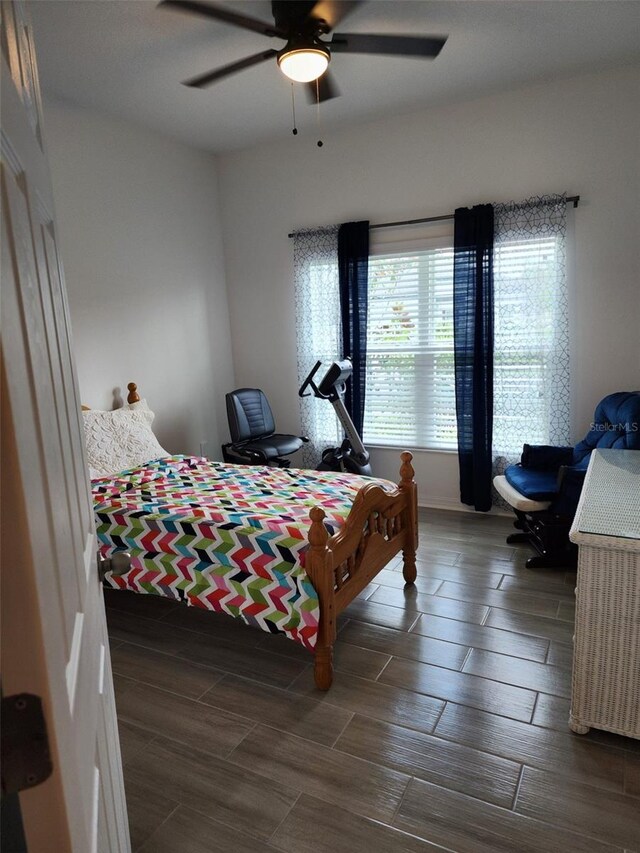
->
<box><xmin>93</xmin><ymin>455</ymin><xmax>381</xmax><ymax>652</ymax></box>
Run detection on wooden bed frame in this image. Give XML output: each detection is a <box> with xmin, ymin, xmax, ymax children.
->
<box><xmin>87</xmin><ymin>382</ymin><xmax>418</xmax><ymax>690</ymax></box>
<box><xmin>306</xmin><ymin>453</ymin><xmax>417</xmax><ymax>689</ymax></box>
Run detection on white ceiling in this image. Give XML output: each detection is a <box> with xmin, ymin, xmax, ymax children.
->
<box><xmin>31</xmin><ymin>0</ymin><xmax>640</xmax><ymax>154</ymax></box>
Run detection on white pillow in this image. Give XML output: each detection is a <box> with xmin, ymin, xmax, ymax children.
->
<box><xmin>123</xmin><ymin>397</ymin><xmax>154</xmax><ymax>425</ymax></box>
<box><xmin>83</xmin><ymin>408</ymin><xmax>168</xmax><ymax>478</ymax></box>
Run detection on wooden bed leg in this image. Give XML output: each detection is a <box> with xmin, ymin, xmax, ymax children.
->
<box><xmin>402</xmin><ymin>549</ymin><xmax>417</xmax><ymax>585</ymax></box>
<box><xmin>314</xmin><ymin>644</ymin><xmax>333</xmax><ymax>690</ymax></box>
<box><xmin>307</xmin><ymin>506</ymin><xmax>336</xmax><ymax>691</ymax></box>
<box><xmin>400</xmin><ymin>451</ymin><xmax>418</xmax><ymax>585</ymax></box>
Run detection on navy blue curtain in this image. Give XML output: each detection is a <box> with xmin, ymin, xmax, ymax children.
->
<box><xmin>338</xmin><ymin>220</ymin><xmax>369</xmax><ymax>435</ymax></box>
<box><xmin>453</xmin><ymin>204</ymin><xmax>494</xmax><ymax>511</ymax></box>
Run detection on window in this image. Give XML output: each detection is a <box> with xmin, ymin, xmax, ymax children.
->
<box><xmin>293</xmin><ymin>226</ymin><xmax>343</xmax><ymax>467</ymax></box>
<box><xmin>493</xmin><ymin>233</ymin><xmax>566</xmax><ymax>454</ymax></box>
<box><xmin>363</xmin><ymin>231</ymin><xmax>566</xmax><ymax>453</ymax></box>
<box><xmin>363</xmin><ymin>238</ymin><xmax>457</xmax><ymax>450</ymax></box>
<box><xmin>295</xmin><ymin>199</ymin><xmax>568</xmax><ymax>460</ymax></box>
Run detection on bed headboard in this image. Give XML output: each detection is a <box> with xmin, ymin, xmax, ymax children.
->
<box><xmin>81</xmin><ymin>382</ymin><xmax>140</xmax><ymax>411</ymax></box>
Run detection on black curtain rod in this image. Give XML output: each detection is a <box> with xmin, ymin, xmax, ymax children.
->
<box><xmin>288</xmin><ymin>195</ymin><xmax>580</xmax><ymax>238</ymax></box>
<box><xmin>370</xmin><ymin>195</ymin><xmax>580</xmax><ymax>231</ymax></box>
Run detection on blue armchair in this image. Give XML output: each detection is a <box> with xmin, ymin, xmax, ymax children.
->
<box><xmin>494</xmin><ymin>391</ymin><xmax>640</xmax><ymax>568</ymax></box>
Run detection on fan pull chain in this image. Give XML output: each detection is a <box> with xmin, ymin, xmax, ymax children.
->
<box><xmin>316</xmin><ymin>78</ymin><xmax>323</xmax><ymax>147</ymax></box>
<box><xmin>291</xmin><ymin>82</ymin><xmax>298</xmax><ymax>136</ymax></box>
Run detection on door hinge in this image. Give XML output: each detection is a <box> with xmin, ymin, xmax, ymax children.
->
<box><xmin>1</xmin><ymin>693</ymin><xmax>53</xmax><ymax>795</ymax></box>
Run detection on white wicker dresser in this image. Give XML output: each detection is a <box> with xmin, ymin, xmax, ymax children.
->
<box><xmin>568</xmin><ymin>448</ymin><xmax>640</xmax><ymax>739</ymax></box>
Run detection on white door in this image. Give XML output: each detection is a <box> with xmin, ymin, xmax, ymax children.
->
<box><xmin>0</xmin><ymin>2</ymin><xmax>130</xmax><ymax>850</ymax></box>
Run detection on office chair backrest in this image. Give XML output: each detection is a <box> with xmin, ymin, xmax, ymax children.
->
<box><xmin>226</xmin><ymin>388</ymin><xmax>276</xmax><ymax>443</ymax></box>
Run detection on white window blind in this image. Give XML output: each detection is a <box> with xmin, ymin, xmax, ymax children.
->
<box><xmin>363</xmin><ymin>230</ymin><xmax>566</xmax><ymax>454</ymax></box>
<box><xmin>363</xmin><ymin>243</ymin><xmax>457</xmax><ymax>450</ymax></box>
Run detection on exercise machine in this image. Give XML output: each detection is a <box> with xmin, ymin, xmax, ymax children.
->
<box><xmin>299</xmin><ymin>359</ymin><xmax>372</xmax><ymax>476</ymax></box>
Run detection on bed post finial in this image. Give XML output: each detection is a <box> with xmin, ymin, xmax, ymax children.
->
<box><xmin>400</xmin><ymin>450</ymin><xmax>415</xmax><ymax>485</ymax></box>
<box><xmin>399</xmin><ymin>451</ymin><xmax>418</xmax><ymax>585</ymax></box>
<box><xmin>307</xmin><ymin>506</ymin><xmax>335</xmax><ymax>691</ymax></box>
<box><xmin>309</xmin><ymin>506</ymin><xmax>329</xmax><ymax>548</ymax></box>
<box><xmin>127</xmin><ymin>382</ymin><xmax>140</xmax><ymax>404</ymax></box>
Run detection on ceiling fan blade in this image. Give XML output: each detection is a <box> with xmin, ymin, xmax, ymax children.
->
<box><xmin>305</xmin><ymin>70</ymin><xmax>340</xmax><ymax>103</ymax></box>
<box><xmin>330</xmin><ymin>32</ymin><xmax>447</xmax><ymax>58</ymax></box>
<box><xmin>305</xmin><ymin>1</ymin><xmax>362</xmax><ymax>33</ymax></box>
<box><xmin>159</xmin><ymin>0</ymin><xmax>287</xmax><ymax>39</ymax></box>
<box><xmin>183</xmin><ymin>49</ymin><xmax>278</xmax><ymax>88</ymax></box>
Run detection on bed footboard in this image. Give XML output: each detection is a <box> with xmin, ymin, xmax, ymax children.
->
<box><xmin>305</xmin><ymin>451</ymin><xmax>418</xmax><ymax>690</ymax></box>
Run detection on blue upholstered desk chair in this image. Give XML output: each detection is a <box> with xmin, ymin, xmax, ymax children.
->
<box><xmin>493</xmin><ymin>391</ymin><xmax>640</xmax><ymax>568</ymax></box>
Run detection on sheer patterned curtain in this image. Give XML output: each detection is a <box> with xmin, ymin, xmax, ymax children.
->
<box><xmin>293</xmin><ymin>227</ymin><xmax>342</xmax><ymax>468</ymax></box>
<box><xmin>492</xmin><ymin>194</ymin><xmax>570</xmax><ymax>491</ymax></box>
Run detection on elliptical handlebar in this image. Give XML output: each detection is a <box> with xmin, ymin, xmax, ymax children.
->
<box><xmin>299</xmin><ymin>360</ymin><xmax>331</xmax><ymax>400</ymax></box>
<box><xmin>299</xmin><ymin>358</ymin><xmax>354</xmax><ymax>403</ymax></box>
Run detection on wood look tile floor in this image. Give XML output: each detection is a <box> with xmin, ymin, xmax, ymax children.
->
<box><xmin>105</xmin><ymin>509</ymin><xmax>640</xmax><ymax>853</ymax></box>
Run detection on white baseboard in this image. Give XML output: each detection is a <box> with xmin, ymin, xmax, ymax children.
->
<box><xmin>418</xmin><ymin>497</ymin><xmax>511</xmax><ymax>517</ymax></box>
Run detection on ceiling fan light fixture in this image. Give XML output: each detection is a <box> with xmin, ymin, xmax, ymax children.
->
<box><xmin>278</xmin><ymin>46</ymin><xmax>329</xmax><ymax>83</ymax></box>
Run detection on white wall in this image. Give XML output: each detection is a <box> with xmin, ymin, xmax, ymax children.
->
<box><xmin>44</xmin><ymin>97</ymin><xmax>235</xmax><ymax>457</ymax></box>
<box><xmin>217</xmin><ymin>65</ymin><xmax>640</xmax><ymax>508</ymax></box>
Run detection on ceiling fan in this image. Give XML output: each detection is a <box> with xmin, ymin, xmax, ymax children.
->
<box><xmin>159</xmin><ymin>0</ymin><xmax>448</xmax><ymax>102</ymax></box>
